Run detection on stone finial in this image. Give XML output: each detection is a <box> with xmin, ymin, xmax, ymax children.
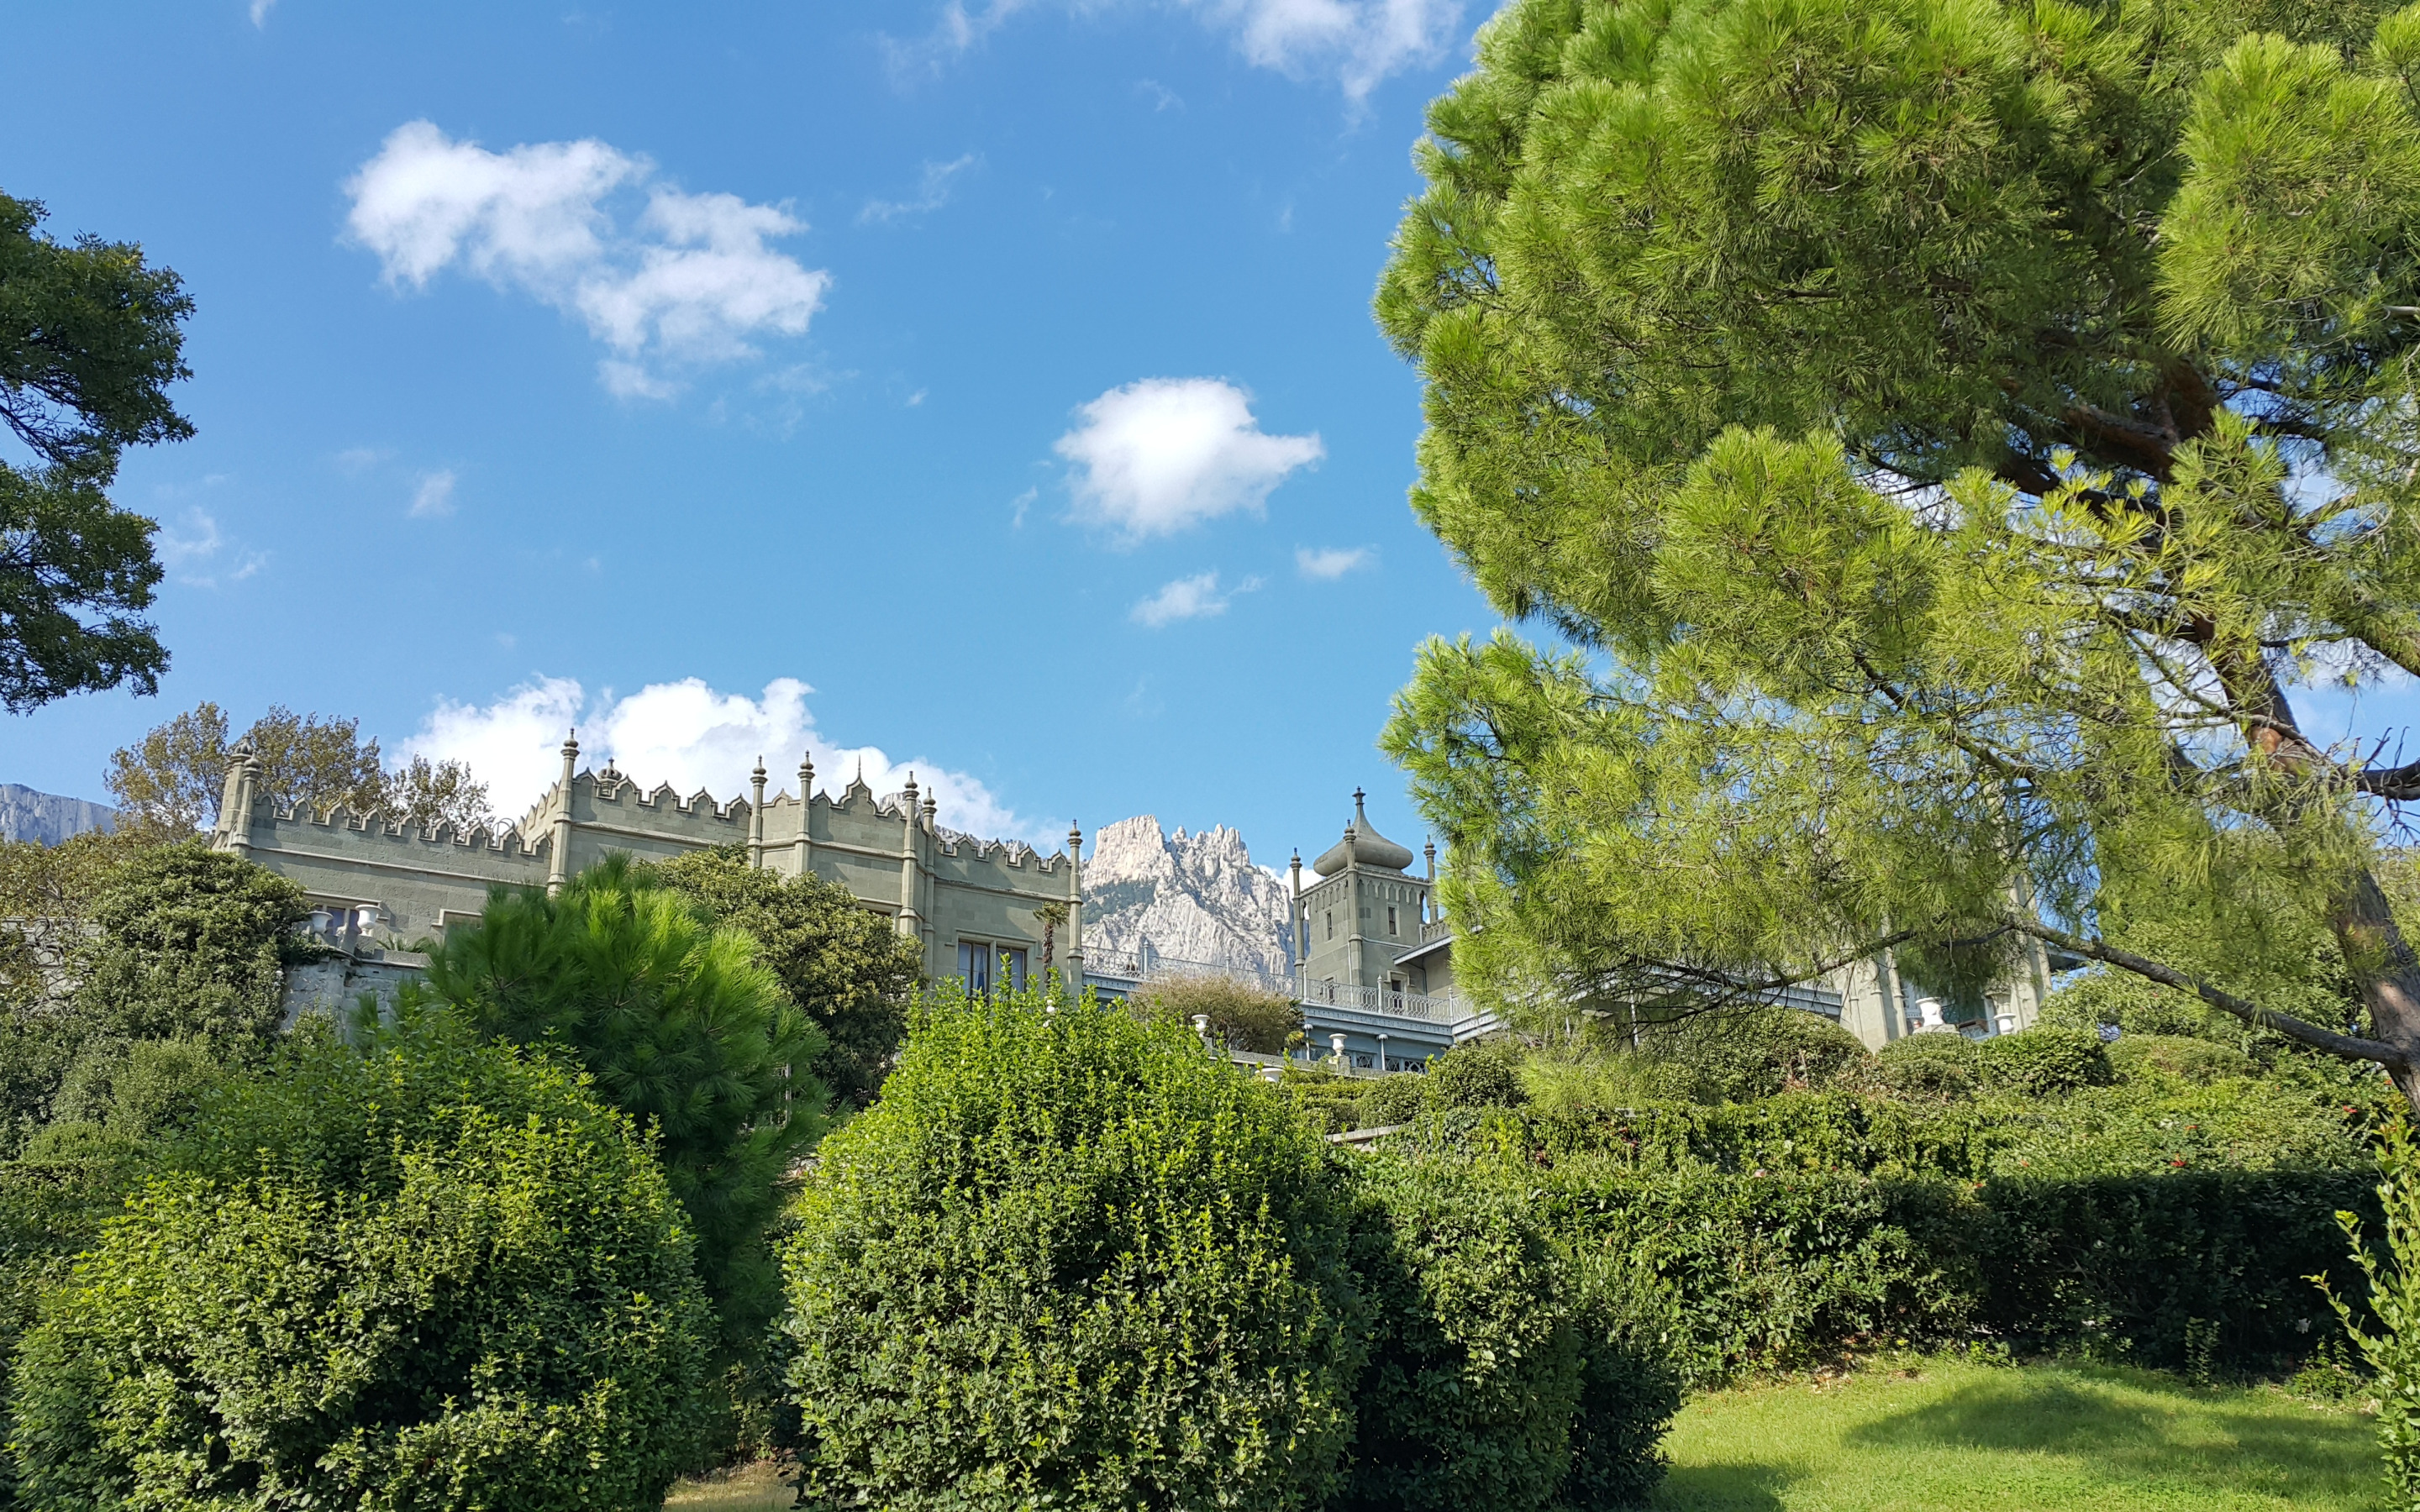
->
<box><xmin>922</xmin><ymin>790</ymin><xmax>937</xmax><ymax>823</ymax></box>
<box><xmin>798</xmin><ymin>750</ymin><xmax>815</xmax><ymax>794</ymax></box>
<box><xmin>1353</xmin><ymin>787</ymin><xmax>1367</xmax><ymax>821</ymax></box>
<box><xmin>1067</xmin><ymin>822</ymin><xmax>1083</xmax><ymax>858</ymax></box>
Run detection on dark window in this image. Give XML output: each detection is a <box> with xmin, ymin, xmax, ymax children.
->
<box><xmin>957</xmin><ymin>942</ymin><xmax>1029</xmax><ymax>995</ymax></box>
<box><xmin>1386</xmin><ymin>905</ymin><xmax>1397</xmax><ymax>936</ymax></box>
<box><xmin>1325</xmin><ymin>910</ymin><xmax>1334</xmax><ymax>941</ymax></box>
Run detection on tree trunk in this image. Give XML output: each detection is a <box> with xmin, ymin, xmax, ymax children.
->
<box><xmin>2325</xmin><ymin>869</ymin><xmax>2420</xmax><ymax>1109</ymax></box>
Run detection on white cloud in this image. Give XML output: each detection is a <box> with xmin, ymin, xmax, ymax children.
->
<box><xmin>156</xmin><ymin>507</ymin><xmax>266</xmax><ymax>587</ymax></box>
<box><xmin>1131</xmin><ymin>570</ymin><xmax>1260</xmax><ymax>627</ymax></box>
<box><xmin>1296</xmin><ymin>544</ymin><xmax>1371</xmax><ymax>580</ymax></box>
<box><xmin>860</xmin><ymin>155</ymin><xmax>980</xmax><ymax>224</ymax></box>
<box><xmin>402</xmin><ymin>675</ymin><xmax>1053</xmax><ymax>845</ymax></box>
<box><xmin>345</xmin><ymin>122</ymin><xmax>829</xmax><ymax>397</ymax></box>
<box><xmin>249</xmin><ymin>0</ymin><xmax>276</xmax><ymax>26</ymax></box>
<box><xmin>1057</xmin><ymin>377</ymin><xmax>1321</xmax><ymax>543</ymax></box>
<box><xmin>334</xmin><ymin>445</ymin><xmax>392</xmax><ymax>475</ymax></box>
<box><xmin>410</xmin><ymin>469</ymin><xmax>457</xmax><ymax>517</ymax></box>
<box><xmin>895</xmin><ymin>0</ymin><xmax>1460</xmax><ymax>99</ymax></box>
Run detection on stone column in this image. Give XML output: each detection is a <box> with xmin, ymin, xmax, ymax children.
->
<box><xmin>546</xmin><ymin>732</ymin><xmax>578</xmax><ymax>896</ymax></box>
<box><xmin>1064</xmin><ymin>824</ymin><xmax>1085</xmax><ymax>994</ymax></box>
<box><xmin>896</xmin><ymin>773</ymin><xmax>923</xmax><ymax>942</ymax></box>
<box><xmin>793</xmin><ymin>753</ymin><xmax>815</xmax><ymax>879</ymax></box>
<box><xmin>748</xmin><ymin>759</ymin><xmax>768</xmax><ymax>870</ymax></box>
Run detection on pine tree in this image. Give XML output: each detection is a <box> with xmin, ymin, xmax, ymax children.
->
<box><xmin>1377</xmin><ymin>0</ymin><xmax>2420</xmax><ymax>1101</ymax></box>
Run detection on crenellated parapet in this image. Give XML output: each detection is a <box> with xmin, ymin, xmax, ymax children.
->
<box><xmin>221</xmin><ymin>731</ymin><xmax>1084</xmax><ymax>988</ymax></box>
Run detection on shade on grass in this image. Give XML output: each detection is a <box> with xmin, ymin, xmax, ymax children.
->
<box><xmin>1655</xmin><ymin>1357</ymin><xmax>2375</xmax><ymax>1511</ymax></box>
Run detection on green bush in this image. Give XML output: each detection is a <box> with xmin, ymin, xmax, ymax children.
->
<box><xmin>1874</xmin><ymin>1032</ymin><xmax>1981</xmax><ymax>1101</ymax></box>
<box><xmin>2109</xmin><ymin>1032</ymin><xmax>2258</xmax><ymax>1085</ymax></box>
<box><xmin>1335</xmin><ymin>1156</ymin><xmax>1676</xmax><ymax>1512</ymax></box>
<box><xmin>1977</xmin><ymin>1026</ymin><xmax>2112</xmax><ymax>1097</ymax></box>
<box><xmin>1424</xmin><ymin>1040</ymin><xmax>1528</xmax><ymax>1111</ymax></box>
<box><xmin>2323</xmin><ymin>1118</ymin><xmax>2420</xmax><ymax>1509</ymax></box>
<box><xmin>68</xmin><ymin>840</ymin><xmax>308</xmax><ymax>1047</ymax></box>
<box><xmin>423</xmin><ymin>856</ymin><xmax>828</xmax><ymax>1369</ymax></box>
<box><xmin>1128</xmin><ymin>973</ymin><xmax>1304</xmax><ymax>1053</ymax></box>
<box><xmin>8</xmin><ymin>1012</ymin><xmax>712</xmax><ymax>1512</ymax></box>
<box><xmin>1360</xmin><ymin>1074</ymin><xmax>1425</xmax><ymax>1126</ymax></box>
<box><xmin>1644</xmin><ymin>1009</ymin><xmax>1873</xmax><ymax>1101</ymax></box>
<box><xmin>782</xmin><ymin>981</ymin><xmax>1363</xmax><ymax>1511</ymax></box>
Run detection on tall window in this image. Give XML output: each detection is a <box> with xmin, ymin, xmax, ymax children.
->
<box><xmin>1386</xmin><ymin>905</ymin><xmax>1397</xmax><ymax>936</ymax></box>
<box><xmin>957</xmin><ymin>942</ymin><xmax>1029</xmax><ymax>995</ymax></box>
<box><xmin>1325</xmin><ymin>910</ymin><xmax>1334</xmax><ymax>941</ymax></box>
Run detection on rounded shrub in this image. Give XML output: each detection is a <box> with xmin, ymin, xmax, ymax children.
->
<box><xmin>1977</xmin><ymin>1026</ymin><xmax>2113</xmax><ymax>1097</ymax></box>
<box><xmin>8</xmin><ymin>1012</ymin><xmax>712</xmax><ymax>1512</ymax></box>
<box><xmin>1876</xmin><ymin>1031</ymin><xmax>1981</xmax><ymax>1100</ymax></box>
<box><xmin>1360</xmin><ymin>1074</ymin><xmax>1425</xmax><ymax>1126</ymax></box>
<box><xmin>1424</xmin><ymin>1040</ymin><xmax>1528</xmax><ymax>1111</ymax></box>
<box><xmin>1649</xmin><ymin>1009</ymin><xmax>1872</xmax><ymax>1101</ymax></box>
<box><xmin>2108</xmin><ymin>1032</ymin><xmax>2257</xmax><ymax>1085</ymax></box>
<box><xmin>782</xmin><ymin>981</ymin><xmax>1362</xmax><ymax>1511</ymax></box>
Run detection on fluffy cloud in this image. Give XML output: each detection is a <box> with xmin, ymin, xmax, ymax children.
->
<box><xmin>402</xmin><ymin>675</ymin><xmax>1052</xmax><ymax>846</ymax></box>
<box><xmin>345</xmin><ymin>122</ymin><xmax>829</xmax><ymax>396</ymax></box>
<box><xmin>409</xmin><ymin>469</ymin><xmax>457</xmax><ymax>517</ymax></box>
<box><xmin>1296</xmin><ymin>544</ymin><xmax>1371</xmax><ymax>580</ymax></box>
<box><xmin>1131</xmin><ymin>570</ymin><xmax>1259</xmax><ymax>626</ymax></box>
<box><xmin>902</xmin><ymin>0</ymin><xmax>1461</xmax><ymax>99</ymax></box>
<box><xmin>1057</xmin><ymin>378</ymin><xmax>1321</xmax><ymax>543</ymax></box>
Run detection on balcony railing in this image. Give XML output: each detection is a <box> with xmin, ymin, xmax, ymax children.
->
<box><xmin>1081</xmin><ymin>944</ymin><xmax>1472</xmax><ymax>1026</ymax></box>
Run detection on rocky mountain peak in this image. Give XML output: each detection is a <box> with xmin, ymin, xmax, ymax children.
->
<box><xmin>1085</xmin><ymin>815</ymin><xmax>1293</xmax><ymax>978</ymax></box>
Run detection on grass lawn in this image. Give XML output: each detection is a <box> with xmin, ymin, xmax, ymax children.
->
<box><xmin>662</xmin><ymin>1357</ymin><xmax>2376</xmax><ymax>1511</ymax></box>
<box><xmin>1653</xmin><ymin>1356</ymin><xmax>2379</xmax><ymax>1511</ymax></box>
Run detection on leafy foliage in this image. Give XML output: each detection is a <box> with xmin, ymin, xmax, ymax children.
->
<box><xmin>1644</xmin><ymin>1008</ymin><xmax>1874</xmax><ymax>1102</ymax></box>
<box><xmin>1977</xmin><ymin>1026</ymin><xmax>2115</xmax><ymax>1098</ymax></box>
<box><xmin>645</xmin><ymin>844</ymin><xmax>920</xmax><ymax>1107</ymax></box>
<box><xmin>1423</xmin><ymin>1039</ymin><xmax>1528</xmax><ymax>1111</ymax></box>
<box><xmin>422</xmin><ymin>856</ymin><xmax>827</xmax><ymax>1368</ymax></box>
<box><xmin>0</xmin><ymin>192</ymin><xmax>190</xmax><ymax>711</ymax></box>
<box><xmin>7</xmin><ymin>1014</ymin><xmax>712</xmax><ymax>1512</ymax></box>
<box><xmin>1337</xmin><ymin>1156</ymin><xmax>1664</xmax><ymax>1512</ymax></box>
<box><xmin>67</xmin><ymin>839</ymin><xmax>308</xmax><ymax>1049</ymax></box>
<box><xmin>105</xmin><ymin>700</ymin><xmax>492</xmax><ymax>835</ymax></box>
<box><xmin>1374</xmin><ymin>0</ymin><xmax>2420</xmax><ymax>1093</ymax></box>
<box><xmin>2324</xmin><ymin>1117</ymin><xmax>2420</xmax><ymax>1509</ymax></box>
<box><xmin>782</xmin><ymin>979</ymin><xmax>1363</xmax><ymax>1512</ymax></box>
<box><xmin>1127</xmin><ymin>972</ymin><xmax>1302</xmax><ymax>1053</ymax></box>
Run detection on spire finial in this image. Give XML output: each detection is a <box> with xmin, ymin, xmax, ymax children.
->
<box><xmin>1353</xmin><ymin>787</ymin><xmax>1367</xmax><ymax>822</ymax></box>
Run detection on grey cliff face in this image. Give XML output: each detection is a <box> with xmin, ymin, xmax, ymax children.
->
<box><xmin>1084</xmin><ymin>815</ymin><xmax>1294</xmax><ymax>975</ymax></box>
<box><xmin>0</xmin><ymin>785</ymin><xmax>118</xmax><ymax>846</ymax></box>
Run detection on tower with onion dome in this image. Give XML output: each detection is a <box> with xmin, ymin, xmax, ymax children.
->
<box><xmin>1287</xmin><ymin>788</ymin><xmax>1434</xmax><ymax>997</ymax></box>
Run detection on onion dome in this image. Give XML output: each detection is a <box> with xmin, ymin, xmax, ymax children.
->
<box><xmin>1313</xmin><ymin>789</ymin><xmax>1416</xmax><ymax>876</ymax></box>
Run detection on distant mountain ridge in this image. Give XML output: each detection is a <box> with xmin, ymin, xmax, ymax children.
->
<box><xmin>1083</xmin><ymin>816</ymin><xmax>1293</xmax><ymax>977</ymax></box>
<box><xmin>0</xmin><ymin>785</ymin><xmax>117</xmax><ymax>846</ymax></box>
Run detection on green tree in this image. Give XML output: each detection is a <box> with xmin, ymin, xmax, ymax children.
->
<box><xmin>68</xmin><ymin>839</ymin><xmax>308</xmax><ymax>1049</ymax></box>
<box><xmin>0</xmin><ymin>192</ymin><xmax>190</xmax><ymax>712</ymax></box>
<box><xmin>1378</xmin><ymin>0</ymin><xmax>2420</xmax><ymax>1104</ymax></box>
<box><xmin>1127</xmin><ymin>972</ymin><xmax>1303</xmax><ymax>1053</ymax></box>
<box><xmin>106</xmin><ymin>699</ymin><xmax>492</xmax><ymax>834</ymax></box>
<box><xmin>422</xmin><ymin>857</ymin><xmax>829</xmax><ymax>1367</ymax></box>
<box><xmin>648</xmin><ymin>844</ymin><xmax>921</xmax><ymax>1107</ymax></box>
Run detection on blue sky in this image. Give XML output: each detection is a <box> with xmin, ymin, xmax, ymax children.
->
<box><xmin>0</xmin><ymin>0</ymin><xmax>1500</xmax><ymax>865</ymax></box>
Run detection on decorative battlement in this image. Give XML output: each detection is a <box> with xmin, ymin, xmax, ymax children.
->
<box><xmin>216</xmin><ymin>732</ymin><xmax>1082</xmax><ymax>980</ymax></box>
<box><xmin>260</xmin><ymin>799</ymin><xmax>550</xmax><ymax>860</ymax></box>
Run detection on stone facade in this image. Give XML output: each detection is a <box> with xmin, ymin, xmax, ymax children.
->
<box><xmin>214</xmin><ymin>734</ymin><xmax>1084</xmax><ymax>982</ymax></box>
